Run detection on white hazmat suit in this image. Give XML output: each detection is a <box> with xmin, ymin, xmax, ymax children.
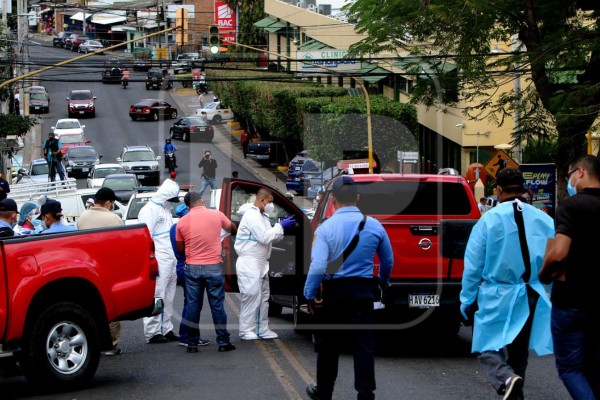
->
<box><xmin>234</xmin><ymin>204</ymin><xmax>283</xmax><ymax>339</ymax></box>
<box><xmin>139</xmin><ymin>179</ymin><xmax>180</xmax><ymax>342</ymax></box>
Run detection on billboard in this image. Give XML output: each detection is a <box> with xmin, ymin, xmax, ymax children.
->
<box><xmin>167</xmin><ymin>5</ymin><xmax>195</xmax><ymax>19</ymax></box>
<box><xmin>521</xmin><ymin>163</ymin><xmax>556</xmax><ymax>219</ymax></box>
<box><xmin>215</xmin><ymin>1</ymin><xmax>236</xmax><ymax>30</ymax></box>
<box><xmin>297</xmin><ymin>50</ymin><xmax>359</xmax><ymax>71</ymax></box>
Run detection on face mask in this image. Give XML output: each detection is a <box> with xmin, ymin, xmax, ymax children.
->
<box><xmin>164</xmin><ymin>201</ymin><xmax>175</xmax><ymax>210</ymax></box>
<box><xmin>32</xmin><ymin>219</ymin><xmax>43</xmax><ymax>228</ymax></box>
<box><xmin>264</xmin><ymin>202</ymin><xmax>275</xmax><ymax>216</ymax></box>
<box><xmin>567</xmin><ymin>176</ymin><xmax>578</xmax><ymax>197</ymax></box>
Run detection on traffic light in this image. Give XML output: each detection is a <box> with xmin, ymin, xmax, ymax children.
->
<box><xmin>175</xmin><ymin>8</ymin><xmax>189</xmax><ymax>45</ymax></box>
<box><xmin>209</xmin><ymin>25</ymin><xmax>220</xmax><ymax>54</ymax></box>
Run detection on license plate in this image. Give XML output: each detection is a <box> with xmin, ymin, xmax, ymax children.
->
<box><xmin>79</xmin><ymin>111</ymin><xmax>84</xmax><ymax>114</ymax></box>
<box><xmin>35</xmin><ymin>107</ymin><xmax>40</xmax><ymax>109</ymax></box>
<box><xmin>137</xmin><ymin>174</ymin><xmax>146</xmax><ymax>179</ymax></box>
<box><xmin>294</xmin><ymin>177</ymin><xmax>301</xmax><ymax>181</ymax></box>
<box><xmin>82</xmin><ymin>168</ymin><xmax>89</xmax><ymax>172</ymax></box>
<box><xmin>408</xmin><ymin>294</ymin><xmax>440</xmax><ymax>308</ymax></box>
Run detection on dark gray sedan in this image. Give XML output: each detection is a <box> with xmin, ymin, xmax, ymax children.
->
<box><xmin>64</xmin><ymin>145</ymin><xmax>101</xmax><ymax>177</ymax></box>
<box><xmin>101</xmin><ymin>173</ymin><xmax>140</xmax><ymax>204</ymax></box>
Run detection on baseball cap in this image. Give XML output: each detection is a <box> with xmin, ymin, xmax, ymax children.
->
<box><xmin>40</xmin><ymin>200</ymin><xmax>62</xmax><ymax>215</ymax></box>
<box><xmin>496</xmin><ymin>168</ymin><xmax>524</xmax><ymax>190</ymax></box>
<box><xmin>330</xmin><ymin>175</ymin><xmax>357</xmax><ymax>197</ymax></box>
<box><xmin>170</xmin><ymin>171</ymin><xmax>177</xmax><ymax>179</ymax></box>
<box><xmin>95</xmin><ymin>187</ymin><xmax>118</xmax><ymax>202</ymax></box>
<box><xmin>0</xmin><ymin>198</ymin><xmax>18</xmax><ymax>212</ymax></box>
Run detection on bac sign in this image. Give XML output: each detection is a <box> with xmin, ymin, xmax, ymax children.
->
<box><xmin>214</xmin><ymin>1</ymin><xmax>236</xmax><ymax>30</ymax></box>
<box><xmin>484</xmin><ymin>149</ymin><xmax>519</xmax><ymax>179</ymax></box>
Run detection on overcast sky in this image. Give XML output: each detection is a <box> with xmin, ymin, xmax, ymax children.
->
<box><xmin>318</xmin><ymin>0</ymin><xmax>348</xmax><ymax>11</ymax></box>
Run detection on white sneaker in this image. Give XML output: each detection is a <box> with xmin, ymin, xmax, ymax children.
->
<box><xmin>258</xmin><ymin>330</ymin><xmax>278</xmax><ymax>339</ymax></box>
<box><xmin>240</xmin><ymin>332</ymin><xmax>259</xmax><ymax>340</ymax></box>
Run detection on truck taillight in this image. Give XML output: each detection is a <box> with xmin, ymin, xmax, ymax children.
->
<box><xmin>149</xmin><ymin>243</ymin><xmax>159</xmax><ymax>280</ymax></box>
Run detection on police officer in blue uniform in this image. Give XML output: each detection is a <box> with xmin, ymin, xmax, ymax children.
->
<box><xmin>304</xmin><ymin>176</ymin><xmax>394</xmax><ymax>400</ymax></box>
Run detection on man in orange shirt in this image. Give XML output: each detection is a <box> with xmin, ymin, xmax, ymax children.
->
<box><xmin>176</xmin><ymin>191</ymin><xmax>238</xmax><ymax>353</ymax></box>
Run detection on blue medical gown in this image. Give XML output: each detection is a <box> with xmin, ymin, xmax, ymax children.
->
<box><xmin>460</xmin><ymin>200</ymin><xmax>554</xmax><ymax>355</ymax></box>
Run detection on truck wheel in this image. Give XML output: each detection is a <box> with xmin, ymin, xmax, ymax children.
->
<box><xmin>19</xmin><ymin>302</ymin><xmax>100</xmax><ymax>386</ymax></box>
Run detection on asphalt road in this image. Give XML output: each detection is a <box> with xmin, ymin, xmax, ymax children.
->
<box><xmin>1</xmin><ymin>40</ymin><xmax>572</xmax><ymax>400</ymax></box>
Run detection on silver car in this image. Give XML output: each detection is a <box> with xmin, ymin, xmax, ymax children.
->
<box><xmin>79</xmin><ymin>40</ymin><xmax>104</xmax><ymax>54</ymax></box>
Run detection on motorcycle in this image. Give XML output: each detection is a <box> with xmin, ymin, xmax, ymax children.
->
<box><xmin>194</xmin><ymin>81</ymin><xmax>208</xmax><ymax>95</ymax></box>
<box><xmin>122</xmin><ymin>79</ymin><xmax>129</xmax><ymax>89</ymax></box>
<box><xmin>165</xmin><ymin>151</ymin><xmax>176</xmax><ymax>173</ymax></box>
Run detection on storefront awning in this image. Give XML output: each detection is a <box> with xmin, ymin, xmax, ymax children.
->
<box><xmin>91</xmin><ymin>15</ymin><xmax>127</xmax><ymax>25</ymax></box>
<box><xmin>393</xmin><ymin>58</ymin><xmax>456</xmax><ymax>76</ymax></box>
<box><xmin>357</xmin><ymin>62</ymin><xmax>391</xmax><ymax>83</ymax></box>
<box><xmin>254</xmin><ymin>16</ymin><xmax>286</xmax><ymax>32</ymax></box>
<box><xmin>298</xmin><ymin>39</ymin><xmax>331</xmax><ymax>51</ymax></box>
<box><xmin>111</xmin><ymin>25</ymin><xmax>137</xmax><ymax>32</ymax></box>
<box><xmin>70</xmin><ymin>12</ymin><xmax>92</xmax><ymax>21</ymax></box>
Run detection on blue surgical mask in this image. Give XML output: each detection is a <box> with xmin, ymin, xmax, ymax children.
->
<box><xmin>567</xmin><ymin>176</ymin><xmax>578</xmax><ymax>197</ymax></box>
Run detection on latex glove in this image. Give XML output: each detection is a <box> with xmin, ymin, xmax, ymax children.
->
<box><xmin>279</xmin><ymin>216</ymin><xmax>296</xmax><ymax>230</ymax></box>
<box><xmin>460</xmin><ymin>303</ymin><xmax>471</xmax><ymax>321</ymax></box>
<box><xmin>307</xmin><ymin>298</ymin><xmax>323</xmax><ymax>315</ymax></box>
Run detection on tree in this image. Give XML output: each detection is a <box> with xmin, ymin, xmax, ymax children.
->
<box><xmin>225</xmin><ymin>1</ymin><xmax>267</xmax><ymax>51</ymax></box>
<box><xmin>346</xmin><ymin>0</ymin><xmax>600</xmax><ymax>196</ymax></box>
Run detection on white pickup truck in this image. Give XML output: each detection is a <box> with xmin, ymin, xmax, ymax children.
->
<box><xmin>171</xmin><ymin>53</ymin><xmax>205</xmax><ymax>74</ymax></box>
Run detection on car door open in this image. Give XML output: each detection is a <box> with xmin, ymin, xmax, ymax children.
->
<box><xmin>219</xmin><ymin>178</ymin><xmax>311</xmax><ymax>296</ymax></box>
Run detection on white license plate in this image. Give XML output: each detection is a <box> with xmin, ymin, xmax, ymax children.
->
<box><xmin>294</xmin><ymin>177</ymin><xmax>301</xmax><ymax>181</ymax></box>
<box><xmin>35</xmin><ymin>107</ymin><xmax>40</xmax><ymax>109</ymax></box>
<box><xmin>137</xmin><ymin>174</ymin><xmax>146</xmax><ymax>179</ymax></box>
<box><xmin>79</xmin><ymin>111</ymin><xmax>85</xmax><ymax>114</ymax></box>
<box><xmin>82</xmin><ymin>168</ymin><xmax>89</xmax><ymax>172</ymax></box>
<box><xmin>408</xmin><ymin>294</ymin><xmax>440</xmax><ymax>308</ymax></box>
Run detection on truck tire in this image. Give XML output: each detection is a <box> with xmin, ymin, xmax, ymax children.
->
<box><xmin>19</xmin><ymin>302</ymin><xmax>101</xmax><ymax>386</ymax></box>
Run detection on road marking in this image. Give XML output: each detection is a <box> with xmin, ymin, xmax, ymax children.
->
<box><xmin>274</xmin><ymin>339</ymin><xmax>315</xmax><ymax>385</ymax></box>
<box><xmin>257</xmin><ymin>340</ymin><xmax>303</xmax><ymax>400</ymax></box>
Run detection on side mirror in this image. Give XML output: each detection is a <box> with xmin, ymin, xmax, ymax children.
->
<box><xmin>18</xmin><ymin>168</ymin><xmax>28</xmax><ymax>176</ymax></box>
<box><xmin>66</xmin><ymin>97</ymin><xmax>70</xmax><ymax>101</ymax></box>
<box><xmin>156</xmin><ymin>156</ymin><xmax>162</xmax><ymax>161</ymax></box>
<box><xmin>51</xmin><ymin>126</ymin><xmax>55</xmax><ymax>131</ymax></box>
<box><xmin>85</xmin><ymin>139</ymin><xmax>91</xmax><ymax>144</ymax></box>
<box><xmin>99</xmin><ymin>155</ymin><xmax>103</xmax><ymax>159</ymax></box>
<box><xmin>116</xmin><ymin>157</ymin><xmax>122</xmax><ymax>162</ymax></box>
<box><xmin>93</xmin><ymin>96</ymin><xmax>97</xmax><ymax>100</ymax></box>
<box><xmin>81</xmin><ymin>125</ymin><xmax>86</xmax><ymax>129</ymax></box>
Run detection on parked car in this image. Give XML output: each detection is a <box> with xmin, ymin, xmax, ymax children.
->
<box><xmin>286</xmin><ymin>150</ymin><xmax>324</xmax><ymax>195</ymax></box>
<box><xmin>116</xmin><ymin>145</ymin><xmax>161</xmax><ymax>185</ymax></box>
<box><xmin>79</xmin><ymin>40</ymin><xmax>104</xmax><ymax>54</ymax></box>
<box><xmin>86</xmin><ymin>163</ymin><xmax>126</xmax><ymax>188</ymax></box>
<box><xmin>28</xmin><ymin>91</ymin><xmax>50</xmax><ymax>114</ymax></box>
<box><xmin>101</xmin><ymin>173</ymin><xmax>141</xmax><ymax>204</ymax></box>
<box><xmin>133</xmin><ymin>58</ymin><xmax>152</xmax><ymax>71</ymax></box>
<box><xmin>195</xmin><ymin>101</ymin><xmax>235</xmax><ymax>124</ymax></box>
<box><xmin>145</xmin><ymin>68</ymin><xmax>173</xmax><ymax>90</ymax></box>
<box><xmin>28</xmin><ymin>85</ymin><xmax>49</xmax><ymax>96</ymax></box>
<box><xmin>101</xmin><ymin>58</ymin><xmax>123</xmax><ymax>83</ymax></box>
<box><xmin>58</xmin><ymin>132</ymin><xmax>91</xmax><ymax>156</ymax></box>
<box><xmin>169</xmin><ymin>116</ymin><xmax>214</xmax><ymax>142</ymax></box>
<box><xmin>247</xmin><ymin>141</ymin><xmax>287</xmax><ymax>166</ymax></box>
<box><xmin>52</xmin><ymin>31</ymin><xmax>72</xmax><ymax>47</ymax></box>
<box><xmin>306</xmin><ymin>166</ymin><xmax>341</xmax><ymax>200</ymax></box>
<box><xmin>67</xmin><ymin>34</ymin><xmax>90</xmax><ymax>51</ymax></box>
<box><xmin>63</xmin><ymin>33</ymin><xmax>75</xmax><ymax>50</ymax></box>
<box><xmin>14</xmin><ymin>158</ymin><xmax>50</xmax><ymax>184</ymax></box>
<box><xmin>171</xmin><ymin>53</ymin><xmax>205</xmax><ymax>74</ymax></box>
<box><xmin>52</xmin><ymin>118</ymin><xmax>85</xmax><ymax>136</ymax></box>
<box><xmin>64</xmin><ymin>145</ymin><xmax>101</xmax><ymax>177</ymax></box>
<box><xmin>67</xmin><ymin>89</ymin><xmax>96</xmax><ymax>118</ymax></box>
<box><xmin>129</xmin><ymin>99</ymin><xmax>178</xmax><ymax>121</ymax></box>
<box><xmin>124</xmin><ymin>189</ymin><xmax>187</xmax><ymax>225</ymax></box>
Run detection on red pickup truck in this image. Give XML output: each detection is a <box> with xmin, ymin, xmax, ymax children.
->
<box><xmin>0</xmin><ymin>224</ymin><xmax>162</xmax><ymax>385</ymax></box>
<box><xmin>219</xmin><ymin>174</ymin><xmax>480</xmax><ymax>336</ymax></box>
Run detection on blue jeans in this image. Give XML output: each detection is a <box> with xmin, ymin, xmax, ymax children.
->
<box><xmin>198</xmin><ymin>177</ymin><xmax>217</xmax><ymax>196</ymax></box>
<box><xmin>184</xmin><ymin>263</ymin><xmax>231</xmax><ymax>348</ymax></box>
<box><xmin>48</xmin><ymin>158</ymin><xmax>65</xmax><ymax>182</ymax></box>
<box><xmin>551</xmin><ymin>306</ymin><xmax>600</xmax><ymax>399</ymax></box>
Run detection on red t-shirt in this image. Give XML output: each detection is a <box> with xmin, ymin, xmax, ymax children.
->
<box><xmin>176</xmin><ymin>206</ymin><xmax>231</xmax><ymax>265</ymax></box>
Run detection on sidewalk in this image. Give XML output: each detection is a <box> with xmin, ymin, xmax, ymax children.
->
<box><xmin>170</xmin><ymin>89</ymin><xmax>313</xmax><ymax>210</ymax></box>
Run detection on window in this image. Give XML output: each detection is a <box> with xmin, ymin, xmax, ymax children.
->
<box><xmin>60</xmin><ymin>134</ymin><xmax>84</xmax><ymax>144</ymax></box>
<box><xmin>95</xmin><ymin>167</ymin><xmax>124</xmax><ymax>178</ymax></box>
<box><xmin>123</xmin><ymin>151</ymin><xmax>155</xmax><ymax>162</ymax></box>
<box><xmin>68</xmin><ymin>148</ymin><xmax>96</xmax><ymax>158</ymax></box>
<box><xmin>353</xmin><ymin>181</ymin><xmax>473</xmax><ymax>215</ymax></box>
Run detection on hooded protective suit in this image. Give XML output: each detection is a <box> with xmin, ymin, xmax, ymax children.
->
<box><xmin>139</xmin><ymin>179</ymin><xmax>180</xmax><ymax>342</ymax></box>
<box><xmin>460</xmin><ymin>199</ymin><xmax>555</xmax><ymax>355</ymax></box>
<box><xmin>234</xmin><ymin>204</ymin><xmax>283</xmax><ymax>338</ymax></box>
